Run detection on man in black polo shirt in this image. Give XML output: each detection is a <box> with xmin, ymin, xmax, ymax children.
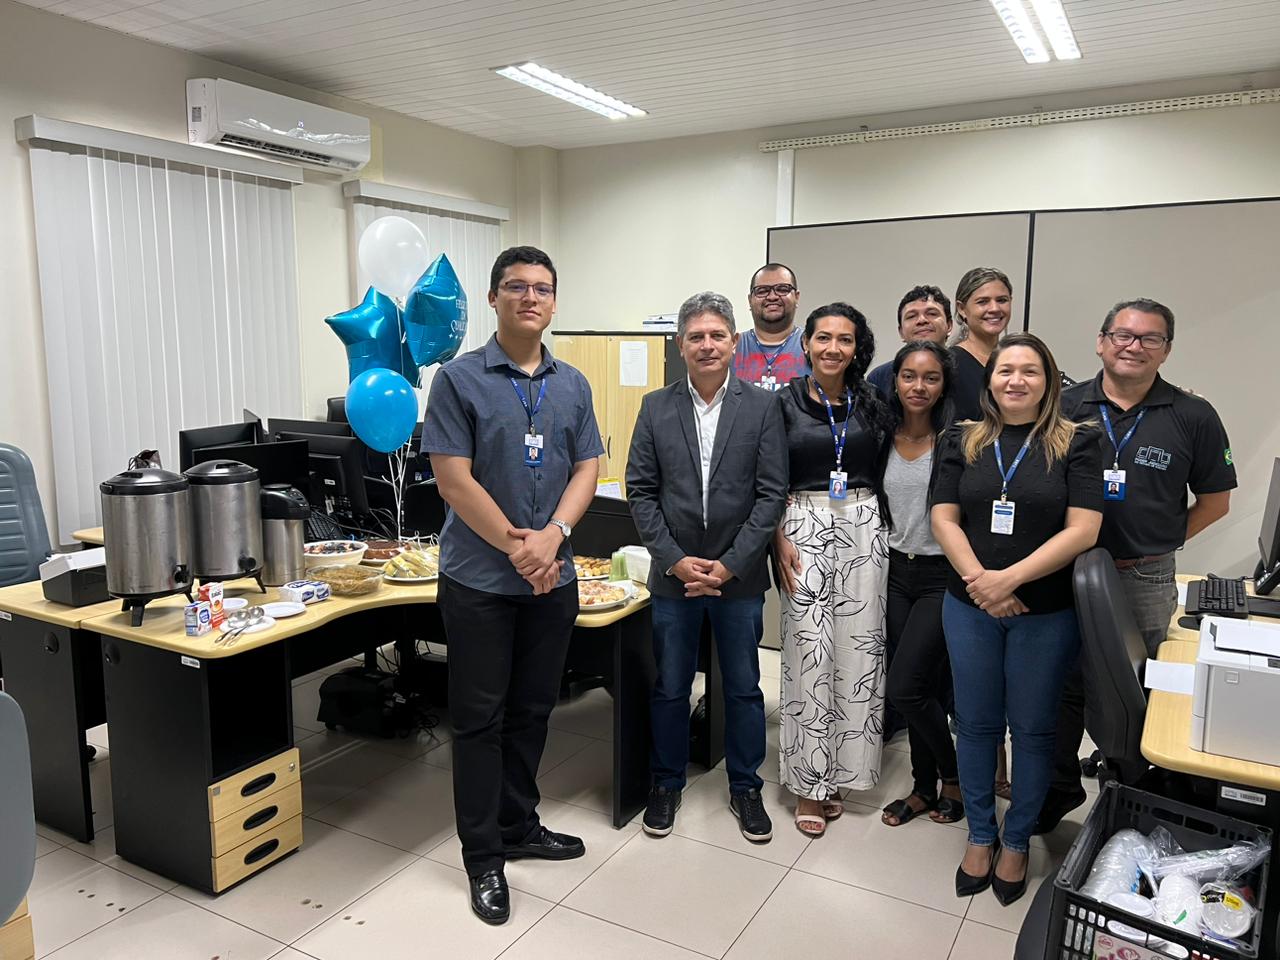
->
<box><xmin>1036</xmin><ymin>297</ymin><xmax>1236</xmax><ymax>833</ymax></box>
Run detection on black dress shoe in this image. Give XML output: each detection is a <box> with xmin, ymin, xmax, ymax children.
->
<box><xmin>1032</xmin><ymin>788</ymin><xmax>1087</xmax><ymax>835</ymax></box>
<box><xmin>955</xmin><ymin>839</ymin><xmax>1000</xmax><ymax>897</ymax></box>
<box><xmin>503</xmin><ymin>826</ymin><xmax>586</xmax><ymax>861</ymax></box>
<box><xmin>468</xmin><ymin>868</ymin><xmax>510</xmax><ymax>925</ymax></box>
<box><xmin>643</xmin><ymin>785</ymin><xmax>681</xmax><ymax>836</ymax></box>
<box><xmin>991</xmin><ymin>848</ymin><xmax>1028</xmax><ymax>907</ymax></box>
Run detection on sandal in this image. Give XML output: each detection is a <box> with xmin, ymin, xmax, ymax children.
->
<box><xmin>794</xmin><ymin>812</ymin><xmax>827</xmax><ymax>837</ymax></box>
<box><xmin>881</xmin><ymin>792</ymin><xmax>935</xmax><ymax>827</ymax></box>
<box><xmin>994</xmin><ymin>778</ymin><xmax>1012</xmax><ymax>801</ymax></box>
<box><xmin>821</xmin><ymin>798</ymin><xmax>844</xmax><ymax>821</ymax></box>
<box><xmin>931</xmin><ymin>778</ymin><xmax>965</xmax><ymax>824</ymax></box>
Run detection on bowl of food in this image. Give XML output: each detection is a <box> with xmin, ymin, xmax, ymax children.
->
<box><xmin>307</xmin><ymin>563</ymin><xmax>383</xmax><ymax>596</ymax></box>
<box><xmin>578</xmin><ymin>579</ymin><xmax>635</xmax><ymax>612</ymax></box>
<box><xmin>303</xmin><ymin>540</ymin><xmax>367</xmax><ymax>566</ymax></box>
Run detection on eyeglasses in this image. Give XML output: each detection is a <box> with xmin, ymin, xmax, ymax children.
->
<box><xmin>500</xmin><ymin>281</ymin><xmax>556</xmax><ymax>300</ymax></box>
<box><xmin>750</xmin><ymin>283</ymin><xmax>796</xmax><ymax>299</ymax></box>
<box><xmin>1103</xmin><ymin>330</ymin><xmax>1170</xmax><ymax>350</ymax></box>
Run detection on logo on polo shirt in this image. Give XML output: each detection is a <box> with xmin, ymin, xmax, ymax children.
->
<box><xmin>1135</xmin><ymin>445</ymin><xmax>1172</xmax><ymax>471</ymax></box>
<box><xmin>1225</xmin><ymin>447</ymin><xmax>1233</xmax><ymax>466</ymax></box>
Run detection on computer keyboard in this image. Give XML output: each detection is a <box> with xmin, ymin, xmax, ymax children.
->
<box><xmin>305</xmin><ymin>512</ymin><xmax>346</xmax><ymax>542</ymax></box>
<box><xmin>1185</xmin><ymin>577</ymin><xmax>1250</xmax><ymax>619</ymax></box>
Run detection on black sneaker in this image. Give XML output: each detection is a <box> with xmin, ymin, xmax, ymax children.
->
<box><xmin>643</xmin><ymin>785</ymin><xmax>681</xmax><ymax>836</ymax></box>
<box><xmin>730</xmin><ymin>788</ymin><xmax>773</xmax><ymax>842</ymax></box>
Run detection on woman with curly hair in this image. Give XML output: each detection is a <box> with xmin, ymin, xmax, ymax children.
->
<box><xmin>773</xmin><ymin>302</ymin><xmax>894</xmax><ymax>837</ymax></box>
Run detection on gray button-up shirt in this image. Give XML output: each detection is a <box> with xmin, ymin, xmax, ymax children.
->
<box><xmin>422</xmin><ymin>335</ymin><xmax>604</xmax><ymax>595</ymax></box>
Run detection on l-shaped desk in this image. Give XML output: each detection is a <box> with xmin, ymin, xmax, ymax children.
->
<box><xmin>0</xmin><ymin>544</ymin><xmax>659</xmax><ymax>894</ymax></box>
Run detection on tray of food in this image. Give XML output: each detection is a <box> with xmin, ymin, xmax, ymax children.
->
<box><xmin>361</xmin><ymin>539</ymin><xmax>408</xmax><ymax>566</ymax></box>
<box><xmin>578</xmin><ymin>579</ymin><xmax>635</xmax><ymax>612</ymax></box>
<box><xmin>303</xmin><ymin>540</ymin><xmax>367</xmax><ymax>566</ymax></box>
<box><xmin>383</xmin><ymin>545</ymin><xmax>439</xmax><ymax>583</ymax></box>
<box><xmin>307</xmin><ymin>563</ymin><xmax>383</xmax><ymax>596</ymax></box>
<box><xmin>574</xmin><ymin>555</ymin><xmax>611</xmax><ymax>580</ymax></box>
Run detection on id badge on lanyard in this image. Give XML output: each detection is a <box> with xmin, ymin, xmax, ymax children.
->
<box><xmin>510</xmin><ymin>376</ymin><xmax>548</xmax><ymax>468</ymax></box>
<box><xmin>991</xmin><ymin>434</ymin><xmax>1032</xmax><ymax>535</ymax></box>
<box><xmin>813</xmin><ymin>380</ymin><xmax>853</xmax><ymax>501</ymax></box>
<box><xmin>1100</xmin><ymin>405</ymin><xmax>1143</xmax><ymax>503</ymax></box>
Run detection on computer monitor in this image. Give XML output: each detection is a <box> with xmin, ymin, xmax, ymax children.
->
<box><xmin>1256</xmin><ymin>457</ymin><xmax>1280</xmax><ymax>596</ymax></box>
<box><xmin>573</xmin><ymin>494</ymin><xmax>640</xmax><ymax>559</ymax></box>
<box><xmin>178</xmin><ymin>421</ymin><xmax>263</xmax><ymax>471</ymax></box>
<box><xmin>266</xmin><ymin>418</ymin><xmax>352</xmax><ymax>439</ymax></box>
<box><xmin>191</xmin><ymin>440</ymin><xmax>311</xmax><ymax>494</ymax></box>
<box><xmin>276</xmin><ymin>431</ymin><xmax>370</xmax><ymax>516</ymax></box>
<box><xmin>364</xmin><ymin>423</ymin><xmax>428</xmax><ymax>483</ymax></box>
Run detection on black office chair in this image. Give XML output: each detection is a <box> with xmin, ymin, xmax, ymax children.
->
<box><xmin>1072</xmin><ymin>546</ymin><xmax>1152</xmax><ymax>786</ymax></box>
<box><xmin>326</xmin><ymin>397</ymin><xmax>348</xmax><ymax>422</ymax></box>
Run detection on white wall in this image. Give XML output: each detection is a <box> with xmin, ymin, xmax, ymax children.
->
<box><xmin>0</xmin><ymin>0</ymin><xmax>515</xmax><ymax>539</ymax></box>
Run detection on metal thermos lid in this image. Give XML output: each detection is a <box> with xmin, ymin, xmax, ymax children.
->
<box><xmin>184</xmin><ymin>460</ymin><xmax>260</xmax><ymax>485</ymax></box>
<box><xmin>261</xmin><ymin>484</ymin><xmax>310</xmax><ymax>519</ymax></box>
<box><xmin>99</xmin><ymin>468</ymin><xmax>188</xmax><ymax>496</ymax></box>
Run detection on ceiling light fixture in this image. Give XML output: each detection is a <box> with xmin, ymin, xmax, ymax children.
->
<box><xmin>494</xmin><ymin>63</ymin><xmax>646</xmax><ymax>120</ymax></box>
<box><xmin>988</xmin><ymin>0</ymin><xmax>1050</xmax><ymax>63</ymax></box>
<box><xmin>1028</xmin><ymin>0</ymin><xmax>1082</xmax><ymax>60</ymax></box>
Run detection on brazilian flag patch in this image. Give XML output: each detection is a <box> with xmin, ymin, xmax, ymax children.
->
<box><xmin>1225</xmin><ymin>448</ymin><xmax>1233</xmax><ymax>466</ymax></box>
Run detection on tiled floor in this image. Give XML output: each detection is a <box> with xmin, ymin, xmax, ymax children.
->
<box><xmin>22</xmin><ymin>649</ymin><xmax>1096</xmax><ymax>959</ymax></box>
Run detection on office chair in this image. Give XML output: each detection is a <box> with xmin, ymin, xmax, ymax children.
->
<box><xmin>0</xmin><ymin>692</ymin><xmax>36</xmax><ymax>924</ymax></box>
<box><xmin>325</xmin><ymin>397</ymin><xmax>348</xmax><ymax>422</ymax></box>
<box><xmin>1072</xmin><ymin>547</ymin><xmax>1152</xmax><ymax>786</ymax></box>
<box><xmin>0</xmin><ymin>443</ymin><xmax>54</xmax><ymax>587</ymax></box>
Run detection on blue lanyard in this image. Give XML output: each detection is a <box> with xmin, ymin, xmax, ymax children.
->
<box><xmin>755</xmin><ymin>330</ymin><xmax>795</xmax><ymax>376</ymax></box>
<box><xmin>509</xmin><ymin>376</ymin><xmax>547</xmax><ymax>432</ymax></box>
<box><xmin>1099</xmin><ymin>405</ymin><xmax>1145</xmax><ymax>469</ymax></box>
<box><xmin>813</xmin><ymin>380</ymin><xmax>853</xmax><ymax>471</ymax></box>
<box><xmin>992</xmin><ymin>433</ymin><xmax>1033</xmax><ymax>503</ymax></box>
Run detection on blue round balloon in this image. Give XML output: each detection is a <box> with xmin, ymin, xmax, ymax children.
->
<box><xmin>345</xmin><ymin>368</ymin><xmax>418</xmax><ymax>453</ymax></box>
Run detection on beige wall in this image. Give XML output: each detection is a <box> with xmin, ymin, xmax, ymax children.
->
<box><xmin>0</xmin><ymin>0</ymin><xmax>515</xmax><ymax>538</ymax></box>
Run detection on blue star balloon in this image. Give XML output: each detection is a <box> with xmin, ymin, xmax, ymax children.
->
<box><xmin>324</xmin><ymin>287</ymin><xmax>421</xmax><ymax>387</ymax></box>
<box><xmin>403</xmin><ymin>253</ymin><xmax>467</xmax><ymax>368</ymax></box>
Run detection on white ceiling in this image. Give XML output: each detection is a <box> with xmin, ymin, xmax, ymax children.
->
<box><xmin>20</xmin><ymin>0</ymin><xmax>1280</xmax><ymax>149</ymax></box>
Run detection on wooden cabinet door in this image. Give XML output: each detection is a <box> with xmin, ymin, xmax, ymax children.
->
<box><xmin>604</xmin><ymin>335</ymin><xmax>665</xmax><ymax>492</ymax></box>
<box><xmin>552</xmin><ymin>335</ymin><xmax>611</xmax><ymax>473</ymax></box>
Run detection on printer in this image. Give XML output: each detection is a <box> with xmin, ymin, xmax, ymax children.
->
<box><xmin>1191</xmin><ymin>616</ymin><xmax>1280</xmax><ymax>766</ymax></box>
<box><xmin>38</xmin><ymin>548</ymin><xmax>110</xmax><ymax>606</ymax></box>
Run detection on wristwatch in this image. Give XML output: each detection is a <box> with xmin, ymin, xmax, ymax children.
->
<box><xmin>548</xmin><ymin>519</ymin><xmax>572</xmax><ymax>539</ymax></box>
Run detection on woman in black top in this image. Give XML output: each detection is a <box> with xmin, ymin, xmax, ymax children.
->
<box><xmin>931</xmin><ymin>333</ymin><xmax>1102</xmax><ymax>907</ymax></box>
<box><xmin>950</xmin><ymin>267</ymin><xmax>1013</xmax><ymax>422</ymax></box>
<box><xmin>773</xmin><ymin>303</ymin><xmax>892</xmax><ymax>837</ymax></box>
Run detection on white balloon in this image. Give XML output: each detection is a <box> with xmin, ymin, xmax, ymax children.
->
<box><xmin>358</xmin><ymin>216</ymin><xmax>429</xmax><ymax>301</ymax></box>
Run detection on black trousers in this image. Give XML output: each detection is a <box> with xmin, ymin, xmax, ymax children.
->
<box><xmin>438</xmin><ymin>574</ymin><xmax>578</xmax><ymax>877</ymax></box>
<box><xmin>885</xmin><ymin>550</ymin><xmax>957</xmax><ymax>797</ymax></box>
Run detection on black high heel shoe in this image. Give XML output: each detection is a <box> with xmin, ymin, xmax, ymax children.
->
<box><xmin>991</xmin><ymin>846</ymin><xmax>1029</xmax><ymax>906</ymax></box>
<box><xmin>955</xmin><ymin>838</ymin><xmax>1000</xmax><ymax>897</ymax></box>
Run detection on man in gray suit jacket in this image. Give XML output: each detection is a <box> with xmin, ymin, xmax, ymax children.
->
<box><xmin>626</xmin><ymin>291</ymin><xmax>789</xmax><ymax>842</ymax></box>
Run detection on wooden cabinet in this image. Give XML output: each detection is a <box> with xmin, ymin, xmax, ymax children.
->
<box><xmin>1</xmin><ymin>899</ymin><xmax>34</xmax><ymax>960</ymax></box>
<box><xmin>553</xmin><ymin>332</ymin><xmax>680</xmax><ymax>487</ymax></box>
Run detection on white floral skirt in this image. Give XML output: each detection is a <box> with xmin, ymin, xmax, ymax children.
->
<box><xmin>778</xmin><ymin>489</ymin><xmax>889</xmax><ymax>798</ymax></box>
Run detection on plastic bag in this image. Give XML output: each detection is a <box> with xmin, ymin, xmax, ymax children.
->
<box><xmin>1140</xmin><ymin>839</ymin><xmax>1270</xmax><ymax>886</ymax></box>
<box><xmin>1081</xmin><ymin>829</ymin><xmax>1159</xmax><ymax>902</ymax></box>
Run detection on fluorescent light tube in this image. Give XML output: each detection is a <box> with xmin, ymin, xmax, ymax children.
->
<box><xmin>1029</xmin><ymin>0</ymin><xmax>1082</xmax><ymax>60</ymax></box>
<box><xmin>494</xmin><ymin>63</ymin><xmax>646</xmax><ymax>120</ymax></box>
<box><xmin>989</xmin><ymin>0</ymin><xmax>1050</xmax><ymax>64</ymax></box>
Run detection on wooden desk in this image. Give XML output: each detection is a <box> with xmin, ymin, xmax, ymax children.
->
<box><xmin>71</xmin><ymin>527</ymin><xmax>104</xmax><ymax>546</ymax></box>
<box><xmin>0</xmin><ymin>583</ymin><xmax>123</xmax><ymax>841</ymax></box>
<box><xmin>0</xmin><ymin>574</ymin><xmax>655</xmax><ymax>893</ymax></box>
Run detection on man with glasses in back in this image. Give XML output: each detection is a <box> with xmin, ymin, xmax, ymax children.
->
<box><xmin>423</xmin><ymin>246</ymin><xmax>603</xmax><ymax>924</ymax></box>
<box><xmin>1036</xmin><ymin>297</ymin><xmax>1237</xmax><ymax>834</ymax></box>
<box><xmin>733</xmin><ymin>263</ymin><xmax>807</xmax><ymax>391</ymax></box>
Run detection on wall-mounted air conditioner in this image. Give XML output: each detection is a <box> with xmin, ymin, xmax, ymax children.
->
<box><xmin>186</xmin><ymin>78</ymin><xmax>371</xmax><ymax>172</ymax></box>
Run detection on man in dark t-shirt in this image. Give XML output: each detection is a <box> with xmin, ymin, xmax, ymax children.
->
<box><xmin>1037</xmin><ymin>297</ymin><xmax>1236</xmax><ymax>834</ymax></box>
<box><xmin>867</xmin><ymin>284</ymin><xmax>954</xmax><ymax>399</ymax></box>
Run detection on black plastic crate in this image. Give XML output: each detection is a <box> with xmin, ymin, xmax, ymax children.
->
<box><xmin>1048</xmin><ymin>782</ymin><xmax>1271</xmax><ymax>960</ymax></box>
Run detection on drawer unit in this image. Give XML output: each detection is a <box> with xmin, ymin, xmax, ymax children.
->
<box><xmin>208</xmin><ymin>748</ymin><xmax>299</xmax><ymax>822</ymax></box>
<box><xmin>210</xmin><ymin>781</ymin><xmax>302</xmax><ymax>857</ymax></box>
<box><xmin>1</xmin><ymin>898</ymin><xmax>34</xmax><ymax>960</ymax></box>
<box><xmin>212</xmin><ymin>814</ymin><xmax>303</xmax><ymax>893</ymax></box>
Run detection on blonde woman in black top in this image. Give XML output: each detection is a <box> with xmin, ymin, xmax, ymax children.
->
<box><xmin>931</xmin><ymin>333</ymin><xmax>1101</xmax><ymax>906</ymax></box>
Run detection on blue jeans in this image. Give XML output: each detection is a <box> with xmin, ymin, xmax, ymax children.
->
<box><xmin>942</xmin><ymin>593</ymin><xmax>1080</xmax><ymax>853</ymax></box>
<box><xmin>650</xmin><ymin>594</ymin><xmax>766</xmax><ymax>794</ymax></box>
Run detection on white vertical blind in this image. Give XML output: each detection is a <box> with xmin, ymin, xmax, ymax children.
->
<box><xmin>349</xmin><ymin>197</ymin><xmax>503</xmax><ymax>368</ymax></box>
<box><xmin>27</xmin><ymin>140</ymin><xmax>303</xmax><ymax>540</ymax></box>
